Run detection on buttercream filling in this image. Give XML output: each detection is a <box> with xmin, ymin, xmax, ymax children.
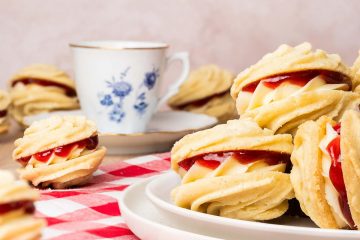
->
<box><xmin>319</xmin><ymin>123</ymin><xmax>355</xmax><ymax>229</ymax></box>
<box><xmin>16</xmin><ymin>135</ymin><xmax>98</xmax><ymax>167</ymax></box>
<box><xmin>178</xmin><ymin>150</ymin><xmax>290</xmax><ymax>171</ymax></box>
<box><xmin>0</xmin><ymin>200</ymin><xmax>35</xmax><ymax>215</ymax></box>
<box><xmin>12</xmin><ymin>78</ymin><xmax>77</xmax><ymax>97</ymax></box>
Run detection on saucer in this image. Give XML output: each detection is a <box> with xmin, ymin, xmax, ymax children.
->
<box><xmin>24</xmin><ymin>110</ymin><xmax>218</xmax><ymax>155</ymax></box>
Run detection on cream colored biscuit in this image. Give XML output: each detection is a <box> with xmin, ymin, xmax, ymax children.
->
<box><xmin>172</xmin><ymin>171</ymin><xmax>294</xmax><ymax>221</ymax></box>
<box><xmin>291</xmin><ymin>118</ymin><xmax>340</xmax><ymax>228</ymax></box>
<box><xmin>230</xmin><ymin>43</ymin><xmax>355</xmax><ymax>134</ymax></box>
<box><xmin>181</xmin><ymin>93</ymin><xmax>238</xmax><ymax>123</ymax></box>
<box><xmin>292</xmin><ymin>112</ymin><xmax>360</xmax><ymax>229</ymax></box>
<box><xmin>10</xmin><ymin>81</ymin><xmax>79</xmax><ymax>124</ymax></box>
<box><xmin>171</xmin><ymin>119</ymin><xmax>293</xmax><ymax>174</ymax></box>
<box><xmin>10</xmin><ymin>64</ymin><xmax>75</xmax><ymax>89</ymax></box>
<box><xmin>19</xmin><ymin>146</ymin><xmax>106</xmax><ymax>189</ymax></box>
<box><xmin>0</xmin><ymin>170</ymin><xmax>39</xmax><ymax>203</ymax></box>
<box><xmin>168</xmin><ymin>65</ymin><xmax>234</xmax><ymax>107</ymax></box>
<box><xmin>13</xmin><ymin>115</ymin><xmax>97</xmax><ymax>159</ymax></box>
<box><xmin>0</xmin><ymin>170</ymin><xmax>46</xmax><ymax>240</ymax></box>
<box><xmin>341</xmin><ymin>110</ymin><xmax>360</xmax><ymax>228</ymax></box>
<box><xmin>352</xmin><ymin>52</ymin><xmax>360</xmax><ymax>93</ymax></box>
<box><xmin>0</xmin><ymin>90</ymin><xmax>11</xmax><ymax>134</ymax></box>
<box><xmin>231</xmin><ymin>42</ymin><xmax>352</xmax><ymax>100</ymax></box>
<box><xmin>241</xmin><ymin>90</ymin><xmax>360</xmax><ymax>134</ymax></box>
<box><xmin>13</xmin><ymin>116</ymin><xmax>106</xmax><ymax>189</ymax></box>
<box><xmin>0</xmin><ymin>90</ymin><xmax>10</xmax><ymax>110</ymax></box>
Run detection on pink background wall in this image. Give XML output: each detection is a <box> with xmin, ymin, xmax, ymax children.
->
<box><xmin>1</xmin><ymin>0</ymin><xmax>360</xmax><ymax>88</ymax></box>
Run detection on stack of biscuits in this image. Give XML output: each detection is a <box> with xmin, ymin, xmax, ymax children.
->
<box><xmin>170</xmin><ymin>42</ymin><xmax>360</xmax><ymax>230</ymax></box>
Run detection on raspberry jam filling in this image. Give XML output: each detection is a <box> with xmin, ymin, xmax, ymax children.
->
<box><xmin>0</xmin><ymin>200</ymin><xmax>35</xmax><ymax>215</ymax></box>
<box><xmin>326</xmin><ymin>123</ymin><xmax>356</xmax><ymax>229</ymax></box>
<box><xmin>12</xmin><ymin>78</ymin><xmax>77</xmax><ymax>97</ymax></box>
<box><xmin>241</xmin><ymin>70</ymin><xmax>350</xmax><ymax>93</ymax></box>
<box><xmin>177</xmin><ymin>91</ymin><xmax>228</xmax><ymax>109</ymax></box>
<box><xmin>17</xmin><ymin>135</ymin><xmax>98</xmax><ymax>165</ymax></box>
<box><xmin>178</xmin><ymin>150</ymin><xmax>290</xmax><ymax>171</ymax></box>
<box><xmin>0</xmin><ymin>109</ymin><xmax>7</xmax><ymax>118</ymax></box>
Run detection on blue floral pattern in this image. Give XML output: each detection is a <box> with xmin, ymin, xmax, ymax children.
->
<box><xmin>133</xmin><ymin>68</ymin><xmax>159</xmax><ymax>116</ymax></box>
<box><xmin>98</xmin><ymin>67</ymin><xmax>160</xmax><ymax>123</ymax></box>
<box><xmin>98</xmin><ymin>67</ymin><xmax>132</xmax><ymax>123</ymax></box>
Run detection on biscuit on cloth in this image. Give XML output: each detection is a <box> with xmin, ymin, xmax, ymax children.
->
<box><xmin>0</xmin><ymin>90</ymin><xmax>11</xmax><ymax>134</ymax></box>
<box><xmin>168</xmin><ymin>65</ymin><xmax>237</xmax><ymax>122</ymax></box>
<box><xmin>230</xmin><ymin>42</ymin><xmax>357</xmax><ymax>133</ymax></box>
<box><xmin>291</xmin><ymin>110</ymin><xmax>360</xmax><ymax>229</ymax></box>
<box><xmin>13</xmin><ymin>115</ymin><xmax>106</xmax><ymax>189</ymax></box>
<box><xmin>9</xmin><ymin>64</ymin><xmax>80</xmax><ymax>124</ymax></box>
<box><xmin>0</xmin><ymin>170</ymin><xmax>45</xmax><ymax>239</ymax></box>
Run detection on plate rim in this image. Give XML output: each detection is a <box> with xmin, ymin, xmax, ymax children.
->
<box><xmin>119</xmin><ymin>176</ymin><xmax>222</xmax><ymax>240</ymax></box>
<box><xmin>146</xmin><ymin>172</ymin><xmax>360</xmax><ymax>238</ymax></box>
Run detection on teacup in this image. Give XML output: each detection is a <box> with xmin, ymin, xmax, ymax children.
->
<box><xmin>70</xmin><ymin>41</ymin><xmax>189</xmax><ymax>134</ymax></box>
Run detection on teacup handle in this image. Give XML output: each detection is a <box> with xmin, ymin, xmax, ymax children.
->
<box><xmin>157</xmin><ymin>52</ymin><xmax>190</xmax><ymax>109</ymax></box>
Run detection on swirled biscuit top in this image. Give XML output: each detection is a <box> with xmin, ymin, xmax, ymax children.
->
<box><xmin>0</xmin><ymin>90</ymin><xmax>10</xmax><ymax>110</ymax></box>
<box><xmin>0</xmin><ymin>170</ymin><xmax>39</xmax><ymax>204</ymax></box>
<box><xmin>231</xmin><ymin>42</ymin><xmax>352</xmax><ymax>100</ymax></box>
<box><xmin>10</xmin><ymin>64</ymin><xmax>76</xmax><ymax>89</ymax></box>
<box><xmin>168</xmin><ymin>65</ymin><xmax>234</xmax><ymax>107</ymax></box>
<box><xmin>171</xmin><ymin>119</ymin><xmax>293</xmax><ymax>171</ymax></box>
<box><xmin>13</xmin><ymin>115</ymin><xmax>97</xmax><ymax>159</ymax></box>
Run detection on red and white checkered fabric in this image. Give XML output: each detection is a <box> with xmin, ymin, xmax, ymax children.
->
<box><xmin>35</xmin><ymin>152</ymin><xmax>171</xmax><ymax>240</ymax></box>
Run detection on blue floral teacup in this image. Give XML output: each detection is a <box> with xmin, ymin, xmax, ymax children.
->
<box><xmin>70</xmin><ymin>41</ymin><xmax>190</xmax><ymax>134</ymax></box>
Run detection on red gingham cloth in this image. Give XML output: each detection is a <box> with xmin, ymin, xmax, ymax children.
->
<box><xmin>35</xmin><ymin>152</ymin><xmax>171</xmax><ymax>240</ymax></box>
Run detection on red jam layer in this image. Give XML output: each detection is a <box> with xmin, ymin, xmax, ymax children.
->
<box><xmin>17</xmin><ymin>135</ymin><xmax>98</xmax><ymax>165</ymax></box>
<box><xmin>241</xmin><ymin>70</ymin><xmax>350</xmax><ymax>93</ymax></box>
<box><xmin>0</xmin><ymin>109</ymin><xmax>7</xmax><ymax>118</ymax></box>
<box><xmin>178</xmin><ymin>150</ymin><xmax>290</xmax><ymax>171</ymax></box>
<box><xmin>12</xmin><ymin>78</ymin><xmax>77</xmax><ymax>97</ymax></box>
<box><xmin>177</xmin><ymin>91</ymin><xmax>228</xmax><ymax>109</ymax></box>
<box><xmin>0</xmin><ymin>200</ymin><xmax>35</xmax><ymax>215</ymax></box>
<box><xmin>326</xmin><ymin>123</ymin><xmax>356</xmax><ymax>229</ymax></box>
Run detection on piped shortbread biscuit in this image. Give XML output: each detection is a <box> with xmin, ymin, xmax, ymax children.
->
<box><xmin>13</xmin><ymin>115</ymin><xmax>106</xmax><ymax>189</ymax></box>
<box><xmin>291</xmin><ymin>110</ymin><xmax>360</xmax><ymax>229</ymax></box>
<box><xmin>0</xmin><ymin>170</ymin><xmax>45</xmax><ymax>239</ymax></box>
<box><xmin>9</xmin><ymin>64</ymin><xmax>80</xmax><ymax>125</ymax></box>
<box><xmin>231</xmin><ymin>42</ymin><xmax>359</xmax><ymax>133</ymax></box>
<box><xmin>0</xmin><ymin>90</ymin><xmax>11</xmax><ymax>134</ymax></box>
<box><xmin>171</xmin><ymin>119</ymin><xmax>294</xmax><ymax>221</ymax></box>
<box><xmin>168</xmin><ymin>65</ymin><xmax>237</xmax><ymax>122</ymax></box>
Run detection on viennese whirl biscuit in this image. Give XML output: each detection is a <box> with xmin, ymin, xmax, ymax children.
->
<box><xmin>0</xmin><ymin>170</ymin><xmax>45</xmax><ymax>239</ymax></box>
<box><xmin>171</xmin><ymin>119</ymin><xmax>294</xmax><ymax>221</ymax></box>
<box><xmin>13</xmin><ymin>115</ymin><xmax>106</xmax><ymax>189</ymax></box>
<box><xmin>9</xmin><ymin>64</ymin><xmax>80</xmax><ymax>125</ymax></box>
<box><xmin>291</xmin><ymin>110</ymin><xmax>360</xmax><ymax>229</ymax></box>
<box><xmin>168</xmin><ymin>65</ymin><xmax>237</xmax><ymax>122</ymax></box>
<box><xmin>231</xmin><ymin>42</ymin><xmax>360</xmax><ymax>134</ymax></box>
<box><xmin>0</xmin><ymin>90</ymin><xmax>11</xmax><ymax>134</ymax></box>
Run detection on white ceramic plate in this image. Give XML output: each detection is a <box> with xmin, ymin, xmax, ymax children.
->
<box><xmin>120</xmin><ymin>175</ymin><xmax>221</xmax><ymax>240</ymax></box>
<box><xmin>23</xmin><ymin>110</ymin><xmax>217</xmax><ymax>155</ymax></box>
<box><xmin>145</xmin><ymin>172</ymin><xmax>360</xmax><ymax>240</ymax></box>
